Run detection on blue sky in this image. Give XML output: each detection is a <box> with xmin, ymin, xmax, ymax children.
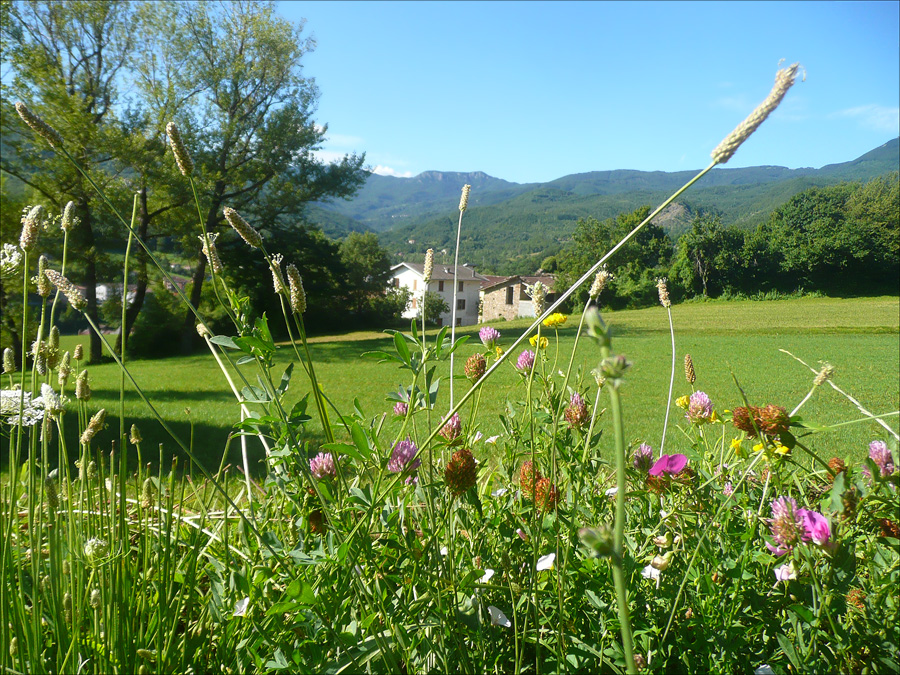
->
<box><xmin>278</xmin><ymin>0</ymin><xmax>900</xmax><ymax>183</ymax></box>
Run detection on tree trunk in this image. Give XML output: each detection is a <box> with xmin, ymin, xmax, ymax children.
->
<box><xmin>79</xmin><ymin>206</ymin><xmax>103</xmax><ymax>363</ymax></box>
<box><xmin>179</xmin><ymin>192</ymin><xmax>223</xmax><ymax>354</ymax></box>
<box><xmin>115</xmin><ymin>187</ymin><xmax>150</xmax><ymax>355</ymax></box>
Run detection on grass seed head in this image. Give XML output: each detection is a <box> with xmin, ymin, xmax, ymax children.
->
<box><xmin>711</xmin><ymin>63</ymin><xmax>800</xmax><ymax>164</ymax></box>
<box><xmin>270</xmin><ymin>253</ymin><xmax>285</xmax><ymax>294</ymax></box>
<box><xmin>459</xmin><ymin>183</ymin><xmax>471</xmax><ymax>211</ymax></box>
<box><xmin>44</xmin><ymin>269</ymin><xmax>87</xmax><ymax>311</ymax></box>
<box><xmin>20</xmin><ymin>204</ymin><xmax>45</xmax><ymax>252</ymax></box>
<box><xmin>36</xmin><ymin>255</ymin><xmax>52</xmax><ymax>297</ymax></box>
<box><xmin>81</xmin><ymin>408</ymin><xmax>107</xmax><ymax>446</ymax></box>
<box><xmin>589</xmin><ymin>268</ymin><xmax>612</xmax><ymax>299</ymax></box>
<box><xmin>423</xmin><ymin>248</ymin><xmax>434</xmax><ymax>283</ymax></box>
<box><xmin>198</xmin><ymin>233</ymin><xmax>223</xmax><ymax>274</ymax></box>
<box><xmin>3</xmin><ymin>347</ymin><xmax>15</xmax><ymax>373</ymax></box>
<box><xmin>61</xmin><ymin>200</ymin><xmax>76</xmax><ymax>232</ymax></box>
<box><xmin>76</xmin><ymin>370</ymin><xmax>91</xmax><ymax>401</ymax></box>
<box><xmin>73</xmin><ymin>343</ymin><xmax>83</xmax><ymax>361</ymax></box>
<box><xmin>684</xmin><ymin>354</ymin><xmax>696</xmax><ymax>384</ymax></box>
<box><xmin>286</xmin><ymin>264</ymin><xmax>307</xmax><ymax>314</ymax></box>
<box><xmin>223</xmin><ymin>207</ymin><xmax>262</xmax><ymax>248</ymax></box>
<box><xmin>15</xmin><ymin>101</ymin><xmax>64</xmax><ymax>148</ymax></box>
<box><xmin>166</xmin><ymin>122</ymin><xmax>194</xmax><ymax>176</ymax></box>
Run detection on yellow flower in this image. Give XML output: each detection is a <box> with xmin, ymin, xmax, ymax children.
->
<box><xmin>710</xmin><ymin>410</ymin><xmax>720</xmax><ymax>423</ymax></box>
<box><xmin>752</xmin><ymin>442</ymin><xmax>765</xmax><ymax>454</ymax></box>
<box><xmin>773</xmin><ymin>440</ymin><xmax>790</xmax><ymax>455</ymax></box>
<box><xmin>494</xmin><ymin>346</ymin><xmax>503</xmax><ymax>360</ymax></box>
<box><xmin>676</xmin><ymin>395</ymin><xmax>690</xmax><ymax>410</ymax></box>
<box><xmin>542</xmin><ymin>312</ymin><xmax>568</xmax><ymax>329</ymax></box>
<box><xmin>529</xmin><ymin>335</ymin><xmax>549</xmax><ymax>350</ymax></box>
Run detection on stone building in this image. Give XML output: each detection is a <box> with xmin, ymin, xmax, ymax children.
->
<box><xmin>479</xmin><ymin>274</ymin><xmax>557</xmax><ymax>322</ymax></box>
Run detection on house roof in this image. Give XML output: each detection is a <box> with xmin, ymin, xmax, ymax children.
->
<box><xmin>391</xmin><ymin>262</ymin><xmax>487</xmax><ymax>282</ymax></box>
<box><xmin>480</xmin><ymin>274</ymin><xmax>556</xmax><ymax>293</ymax></box>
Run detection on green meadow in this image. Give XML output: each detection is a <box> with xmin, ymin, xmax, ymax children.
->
<box><xmin>53</xmin><ymin>295</ymin><xmax>899</xmax><ymax>473</ymax></box>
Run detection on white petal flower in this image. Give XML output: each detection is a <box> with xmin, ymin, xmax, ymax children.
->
<box><xmin>491</xmin><ymin>487</ymin><xmax>508</xmax><ymax>498</ymax></box>
<box><xmin>440</xmin><ymin>546</ymin><xmax>448</xmax><ymax>556</ymax></box>
<box><xmin>485</xmin><ymin>435</ymin><xmax>500</xmax><ymax>444</ymax></box>
<box><xmin>488</xmin><ymin>605</ymin><xmax>511</xmax><ymax>627</ymax></box>
<box><xmin>641</xmin><ymin>564</ymin><xmax>661</xmax><ymax>581</ymax></box>
<box><xmin>473</xmin><ymin>431</ymin><xmax>483</xmax><ymax>443</ymax></box>
<box><xmin>480</xmin><ymin>569</ymin><xmax>494</xmax><ymax>584</ymax></box>
<box><xmin>233</xmin><ymin>597</ymin><xmax>249</xmax><ymax>617</ymax></box>
<box><xmin>536</xmin><ymin>553</ymin><xmax>555</xmax><ymax>571</ymax></box>
<box><xmin>755</xmin><ymin>666</ymin><xmax>775</xmax><ymax>675</ymax></box>
<box><xmin>605</xmin><ymin>487</ymin><xmax>619</xmax><ymax>498</ymax></box>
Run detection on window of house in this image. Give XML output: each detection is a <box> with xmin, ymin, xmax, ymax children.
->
<box><xmin>438</xmin><ymin>280</ymin><xmax>444</xmax><ymax>292</ymax></box>
<box><xmin>436</xmin><ymin>318</ymin><xmax>443</xmax><ymax>327</ymax></box>
<box><xmin>455</xmin><ymin>318</ymin><xmax>462</xmax><ymax>326</ymax></box>
<box><xmin>391</xmin><ymin>278</ymin><xmax>399</xmax><ymax>287</ymax></box>
<box><xmin>505</xmin><ymin>286</ymin><xmax>514</xmax><ymax>305</ymax></box>
<box><xmin>458</xmin><ymin>281</ymin><xmax>464</xmax><ymax>292</ymax></box>
<box><xmin>457</xmin><ymin>298</ymin><xmax>466</xmax><ymax>310</ymax></box>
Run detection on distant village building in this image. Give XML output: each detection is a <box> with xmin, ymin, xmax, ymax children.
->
<box><xmin>479</xmin><ymin>274</ymin><xmax>557</xmax><ymax>322</ymax></box>
<box><xmin>389</xmin><ymin>262</ymin><xmax>486</xmax><ymax>327</ymax></box>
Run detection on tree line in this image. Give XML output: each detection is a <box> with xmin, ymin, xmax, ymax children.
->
<box><xmin>554</xmin><ymin>172</ymin><xmax>899</xmax><ymax>310</ymax></box>
<box><xmin>1</xmin><ymin>0</ymin><xmax>397</xmax><ymax>363</ymax></box>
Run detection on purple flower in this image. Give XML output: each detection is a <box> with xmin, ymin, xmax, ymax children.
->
<box><xmin>439</xmin><ymin>412</ymin><xmax>461</xmax><ymax>441</ymax></box>
<box><xmin>633</xmin><ymin>443</ymin><xmax>654</xmax><ymax>471</ymax></box>
<box><xmin>309</xmin><ymin>452</ymin><xmax>336</xmax><ymax>480</ymax></box>
<box><xmin>767</xmin><ymin>496</ymin><xmax>808</xmax><ymax>555</ymax></box>
<box><xmin>388</xmin><ymin>438</ymin><xmax>420</xmax><ymax>474</ymax></box>
<box><xmin>864</xmin><ymin>440</ymin><xmax>895</xmax><ymax>478</ymax></box>
<box><xmin>686</xmin><ymin>391</ymin><xmax>713</xmax><ymax>424</ymax></box>
<box><xmin>798</xmin><ymin>509</ymin><xmax>831</xmax><ymax>547</ymax></box>
<box><xmin>723</xmin><ymin>482</ymin><xmax>734</xmax><ymax>497</ymax></box>
<box><xmin>479</xmin><ymin>326</ymin><xmax>501</xmax><ymax>349</ymax></box>
<box><xmin>393</xmin><ymin>401</ymin><xmax>408</xmax><ymax>416</ymax></box>
<box><xmin>516</xmin><ymin>350</ymin><xmax>535</xmax><ymax>372</ymax></box>
<box><xmin>774</xmin><ymin>562</ymin><xmax>796</xmax><ymax>584</ymax></box>
<box><xmin>649</xmin><ymin>453</ymin><xmax>688</xmax><ymax>477</ymax></box>
<box><xmin>564</xmin><ymin>392</ymin><xmax>589</xmax><ymax>429</ymax></box>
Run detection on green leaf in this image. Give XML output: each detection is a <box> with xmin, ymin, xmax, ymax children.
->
<box><xmin>777</xmin><ymin>633</ymin><xmax>801</xmax><ymax>670</ymax></box>
<box><xmin>241</xmin><ymin>385</ymin><xmax>271</xmax><ymax>403</ymax></box>
<box><xmin>393</xmin><ymin>331</ymin><xmax>411</xmax><ymax>366</ymax></box>
<box><xmin>350</xmin><ymin>421</ymin><xmax>372</xmax><ymax>459</ymax></box>
<box><xmin>210</xmin><ymin>335</ymin><xmax>243</xmax><ymax>351</ymax></box>
<box><xmin>276</xmin><ymin>363</ymin><xmax>294</xmax><ymax>396</ymax></box>
<box><xmin>788</xmin><ymin>604</ymin><xmax>815</xmax><ymax>624</ymax></box>
<box><xmin>322</xmin><ymin>442</ymin><xmax>366</xmax><ymax>464</ymax></box>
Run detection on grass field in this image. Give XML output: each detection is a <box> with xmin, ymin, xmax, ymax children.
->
<box><xmin>29</xmin><ymin>294</ymin><xmax>897</xmax><ymax>475</ymax></box>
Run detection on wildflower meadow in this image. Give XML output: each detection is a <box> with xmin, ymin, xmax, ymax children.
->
<box><xmin>2</xmin><ymin>62</ymin><xmax>899</xmax><ymax>675</ymax></box>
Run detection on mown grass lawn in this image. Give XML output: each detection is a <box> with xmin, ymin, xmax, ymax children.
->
<box><xmin>51</xmin><ymin>295</ymin><xmax>899</xmax><ymax>474</ymax></box>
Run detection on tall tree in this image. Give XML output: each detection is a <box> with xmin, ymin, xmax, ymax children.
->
<box><xmin>166</xmin><ymin>0</ymin><xmax>366</xmax><ymax>351</ymax></box>
<box><xmin>339</xmin><ymin>231</ymin><xmax>392</xmax><ymax>314</ymax></box>
<box><xmin>670</xmin><ymin>214</ymin><xmax>745</xmax><ymax>297</ymax></box>
<box><xmin>1</xmin><ymin>0</ymin><xmax>143</xmax><ymax>361</ymax></box>
<box><xmin>556</xmin><ymin>207</ymin><xmax>673</xmax><ymax>309</ymax></box>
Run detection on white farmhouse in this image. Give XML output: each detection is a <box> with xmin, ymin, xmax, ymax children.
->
<box><xmin>389</xmin><ymin>262</ymin><xmax>487</xmax><ymax>327</ymax></box>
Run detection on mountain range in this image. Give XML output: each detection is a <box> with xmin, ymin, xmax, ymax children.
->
<box><xmin>315</xmin><ymin>138</ymin><xmax>899</xmax><ymax>275</ymax></box>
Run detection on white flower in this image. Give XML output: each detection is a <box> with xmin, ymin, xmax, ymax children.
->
<box><xmin>536</xmin><ymin>553</ymin><xmax>555</xmax><ymax>571</ymax></box>
<box><xmin>39</xmin><ymin>383</ymin><xmax>66</xmax><ymax>417</ymax></box>
<box><xmin>773</xmin><ymin>562</ymin><xmax>797</xmax><ymax>586</ymax></box>
<box><xmin>605</xmin><ymin>487</ymin><xmax>619</xmax><ymax>498</ymax></box>
<box><xmin>1</xmin><ymin>243</ymin><xmax>23</xmax><ymax>280</ymax></box>
<box><xmin>755</xmin><ymin>666</ymin><xmax>775</xmax><ymax>675</ymax></box>
<box><xmin>488</xmin><ymin>605</ymin><xmax>511</xmax><ymax>627</ymax></box>
<box><xmin>473</xmin><ymin>431</ymin><xmax>483</xmax><ymax>443</ymax></box>
<box><xmin>440</xmin><ymin>546</ymin><xmax>448</xmax><ymax>556</ymax></box>
<box><xmin>480</xmin><ymin>569</ymin><xmax>494</xmax><ymax>584</ymax></box>
<box><xmin>233</xmin><ymin>597</ymin><xmax>249</xmax><ymax>617</ymax></box>
<box><xmin>485</xmin><ymin>435</ymin><xmax>500</xmax><ymax>445</ymax></box>
<box><xmin>491</xmin><ymin>487</ymin><xmax>508</xmax><ymax>498</ymax></box>
<box><xmin>1</xmin><ymin>389</ymin><xmax>43</xmax><ymax>427</ymax></box>
<box><xmin>641</xmin><ymin>564</ymin><xmax>661</xmax><ymax>581</ymax></box>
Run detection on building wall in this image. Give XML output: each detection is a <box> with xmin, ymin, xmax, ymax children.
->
<box><xmin>481</xmin><ymin>281</ymin><xmax>520</xmax><ymax>322</ymax></box>
<box><xmin>391</xmin><ymin>268</ymin><xmax>482</xmax><ymax>326</ymax></box>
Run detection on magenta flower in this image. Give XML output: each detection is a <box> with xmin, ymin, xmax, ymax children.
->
<box><xmin>798</xmin><ymin>509</ymin><xmax>831</xmax><ymax>547</ymax></box>
<box><xmin>439</xmin><ymin>412</ymin><xmax>461</xmax><ymax>441</ymax></box>
<box><xmin>479</xmin><ymin>326</ymin><xmax>501</xmax><ymax>349</ymax></box>
<box><xmin>633</xmin><ymin>444</ymin><xmax>654</xmax><ymax>471</ymax></box>
<box><xmin>309</xmin><ymin>452</ymin><xmax>336</xmax><ymax>480</ymax></box>
<box><xmin>388</xmin><ymin>438</ymin><xmax>420</xmax><ymax>474</ymax></box>
<box><xmin>393</xmin><ymin>401</ymin><xmax>408</xmax><ymax>416</ymax></box>
<box><xmin>723</xmin><ymin>482</ymin><xmax>734</xmax><ymax>497</ymax></box>
<box><xmin>516</xmin><ymin>350</ymin><xmax>535</xmax><ymax>372</ymax></box>
<box><xmin>564</xmin><ymin>392</ymin><xmax>589</xmax><ymax>429</ymax></box>
<box><xmin>649</xmin><ymin>453</ymin><xmax>688</xmax><ymax>477</ymax></box>
<box><xmin>863</xmin><ymin>440</ymin><xmax>895</xmax><ymax>478</ymax></box>
<box><xmin>686</xmin><ymin>391</ymin><xmax>713</xmax><ymax>424</ymax></box>
<box><xmin>767</xmin><ymin>496</ymin><xmax>808</xmax><ymax>555</ymax></box>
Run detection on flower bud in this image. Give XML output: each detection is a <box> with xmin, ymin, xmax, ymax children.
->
<box><xmin>15</xmin><ymin>101</ymin><xmax>64</xmax><ymax>148</ymax></box>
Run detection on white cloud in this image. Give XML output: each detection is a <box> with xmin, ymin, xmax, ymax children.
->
<box><xmin>372</xmin><ymin>165</ymin><xmax>413</xmax><ymax>178</ymax></box>
<box><xmin>830</xmin><ymin>104</ymin><xmax>900</xmax><ymax>133</ymax></box>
